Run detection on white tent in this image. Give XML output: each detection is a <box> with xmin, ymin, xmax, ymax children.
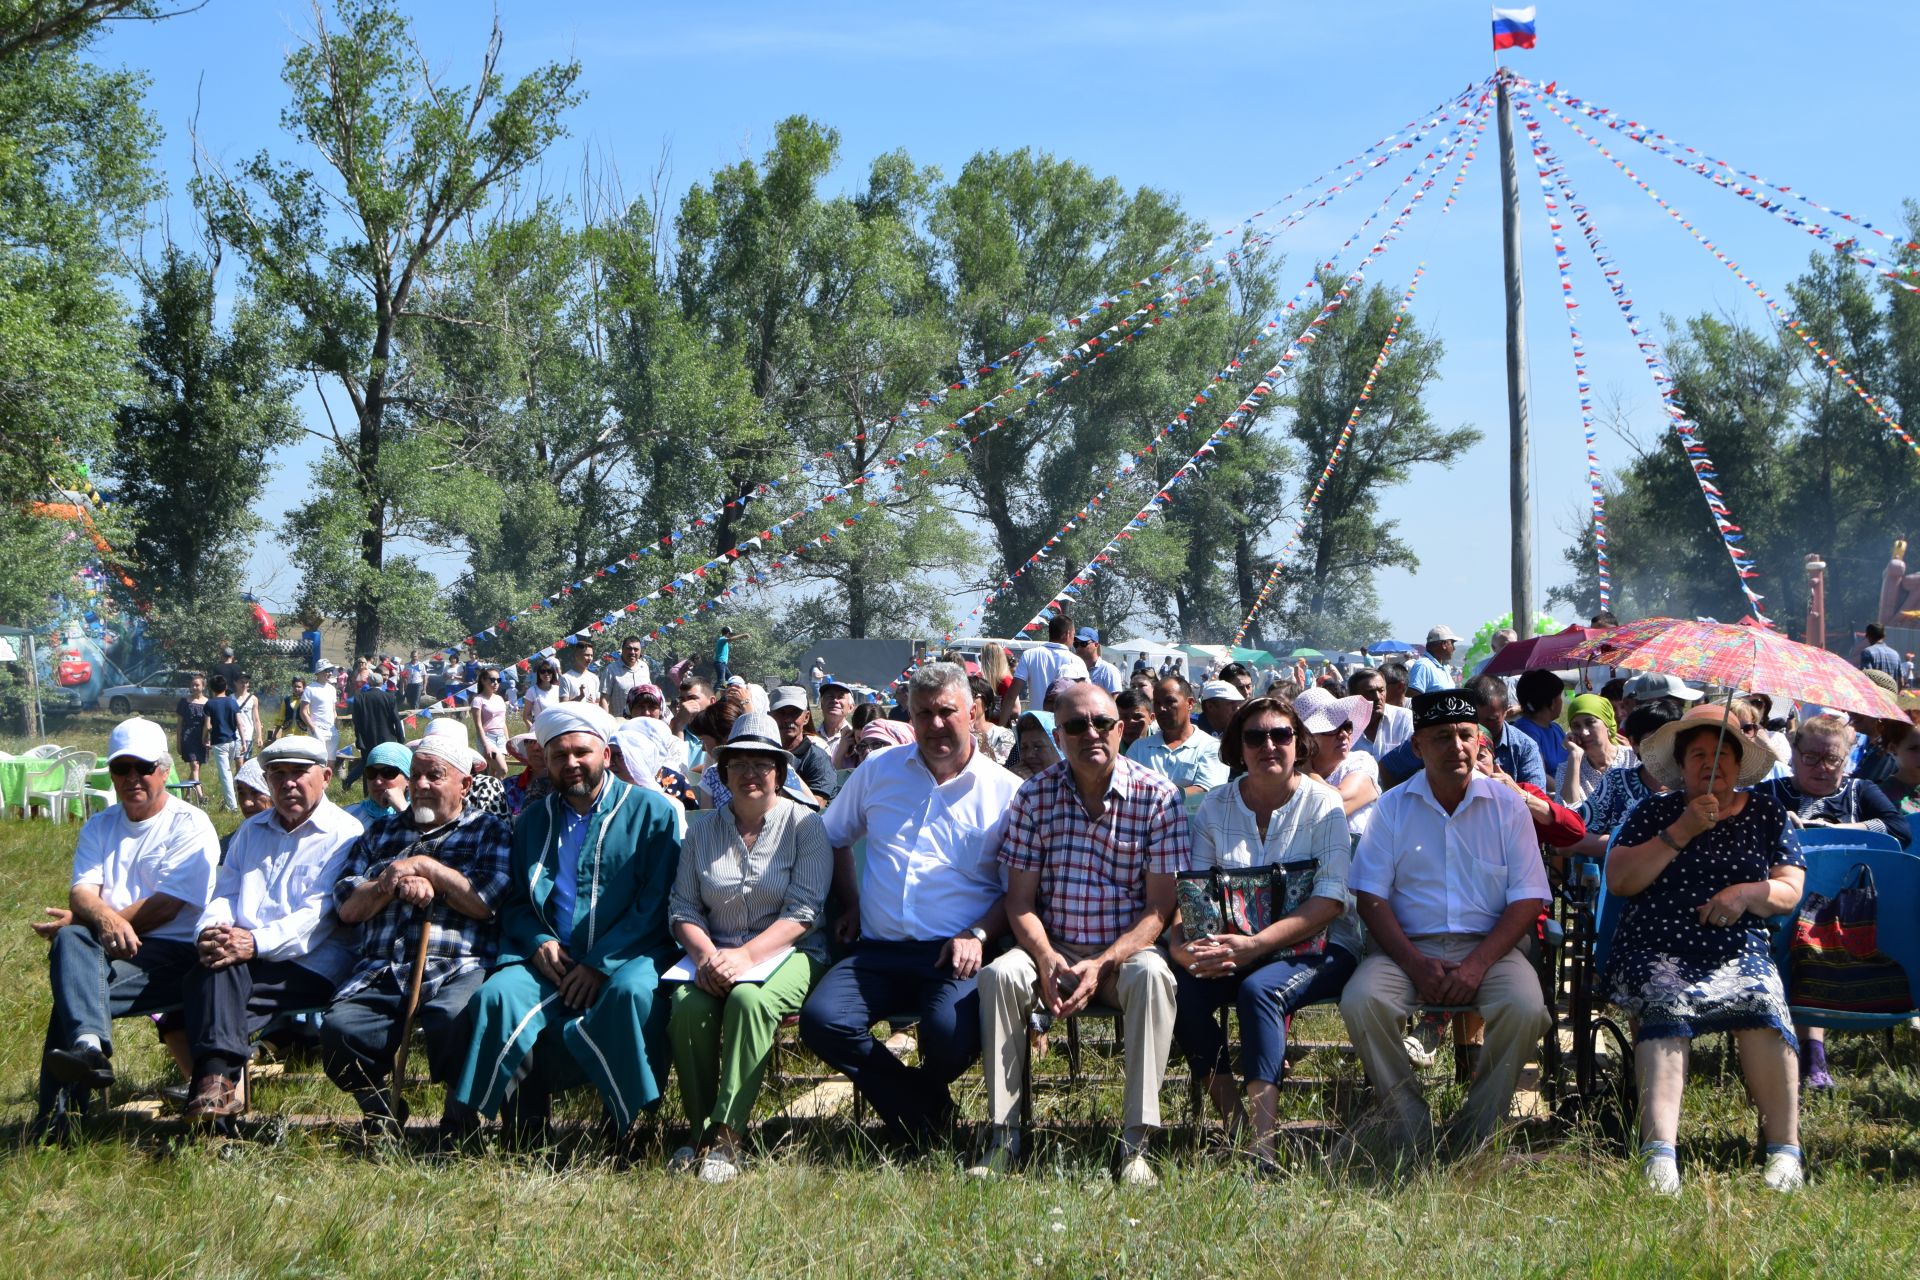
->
<box><xmin>1106</xmin><ymin>638</ymin><xmax>1191</xmax><ymax>678</ymax></box>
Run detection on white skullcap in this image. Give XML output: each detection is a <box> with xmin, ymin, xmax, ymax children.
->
<box><xmin>410</xmin><ymin>735</ymin><xmax>473</xmax><ymax>775</ymax></box>
<box><xmin>535</xmin><ymin>702</ymin><xmax>616</xmax><ymax>748</ymax></box>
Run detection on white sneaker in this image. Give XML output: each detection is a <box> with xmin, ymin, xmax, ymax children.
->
<box><xmin>966</xmin><ymin>1131</ymin><xmax>1018</xmax><ymax>1179</ymax></box>
<box><xmin>1763</xmin><ymin>1151</ymin><xmax>1804</xmax><ymax>1193</ymax></box>
<box><xmin>1403</xmin><ymin>1034</ymin><xmax>1437</xmax><ymax>1069</ymax></box>
<box><xmin>697</xmin><ymin>1148</ymin><xmax>741</xmax><ymax>1184</ymax></box>
<box><xmin>1641</xmin><ymin>1154</ymin><xmax>1681</xmax><ymax>1196</ymax></box>
<box><xmin>1116</xmin><ymin>1152</ymin><xmax>1158</xmax><ymax>1187</ymax></box>
<box><xmin>667</xmin><ymin>1145</ymin><xmax>698</xmax><ymax>1173</ymax></box>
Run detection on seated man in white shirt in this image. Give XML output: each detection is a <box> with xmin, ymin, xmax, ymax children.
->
<box><xmin>798</xmin><ymin>662</ymin><xmax>1023</xmax><ymax>1149</ymax></box>
<box><xmin>1338</xmin><ymin>690</ymin><xmax>1552</xmax><ymax>1166</ymax></box>
<box><xmin>1125</xmin><ymin>676</ymin><xmax>1230</xmax><ymax>795</ymax></box>
<box><xmin>180</xmin><ymin>734</ymin><xmax>365</xmax><ymax>1119</ymax></box>
<box><xmin>1349</xmin><ymin>668</ymin><xmax>1413</xmax><ymax>762</ymax></box>
<box><xmin>32</xmin><ymin>718</ymin><xmax>222</xmax><ymax>1137</ymax></box>
<box><xmin>999</xmin><ymin>614</ymin><xmax>1090</xmax><ymax>724</ymax></box>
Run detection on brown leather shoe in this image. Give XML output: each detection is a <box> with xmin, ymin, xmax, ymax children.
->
<box><xmin>184</xmin><ymin>1073</ymin><xmax>242</xmax><ymax>1119</ymax></box>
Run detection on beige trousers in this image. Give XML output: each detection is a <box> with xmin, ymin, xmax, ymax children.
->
<box><xmin>1338</xmin><ymin>934</ymin><xmax>1549</xmax><ymax>1150</ymax></box>
<box><xmin>979</xmin><ymin>939</ymin><xmax>1176</xmax><ymax>1130</ymax></box>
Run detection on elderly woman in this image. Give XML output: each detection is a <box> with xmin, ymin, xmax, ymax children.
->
<box><xmin>345</xmin><ymin>741</ymin><xmax>412</xmax><ymax>826</ymax></box>
<box><xmin>1511</xmin><ymin>669</ymin><xmax>1572</xmax><ymax>783</ymax></box>
<box><xmin>1751</xmin><ymin>712</ymin><xmax>1911</xmax><ymax>1089</ymax></box>
<box><xmin>1007</xmin><ymin>709</ymin><xmax>1060</xmax><ymax>779</ymax></box>
<box><xmin>667</xmin><ymin>713</ymin><xmax>831</xmax><ymax>1183</ymax></box>
<box><xmin>841</xmin><ymin>717</ymin><xmax>913</xmax><ymax>773</ymax></box>
<box><xmin>1603</xmin><ymin>704</ymin><xmax>1807</xmax><ymax>1194</ymax></box>
<box><xmin>1172</xmin><ymin>695</ymin><xmax>1355</xmax><ymax>1173</ymax></box>
<box><xmin>1564</xmin><ymin>702</ymin><xmax>1681</xmax><ymax>858</ymax></box>
<box><xmin>501</xmin><ymin>733</ymin><xmax>548</xmax><ymax>816</ymax></box>
<box><xmin>1293</xmin><ymin>687</ymin><xmax>1379</xmax><ymax>838</ymax></box>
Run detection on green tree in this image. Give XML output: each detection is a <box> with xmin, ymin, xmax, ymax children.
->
<box><xmin>194</xmin><ymin>0</ymin><xmax>581</xmax><ymax>656</ymax></box>
<box><xmin>110</xmin><ymin>246</ymin><xmax>300</xmax><ymax>612</ymax></box>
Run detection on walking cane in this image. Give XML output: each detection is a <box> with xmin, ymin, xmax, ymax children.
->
<box><xmin>388</xmin><ymin>912</ymin><xmax>435</xmax><ymax>1124</ymax></box>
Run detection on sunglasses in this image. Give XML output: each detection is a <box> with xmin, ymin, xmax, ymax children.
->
<box><xmin>108</xmin><ymin>758</ymin><xmax>163</xmax><ymax>778</ymax></box>
<box><xmin>365</xmin><ymin>766</ymin><xmax>404</xmax><ymax>781</ymax></box>
<box><xmin>1241</xmin><ymin>726</ymin><xmax>1297</xmax><ymax>749</ymax></box>
<box><xmin>1059</xmin><ymin>714</ymin><xmax>1119</xmax><ymax>737</ymax></box>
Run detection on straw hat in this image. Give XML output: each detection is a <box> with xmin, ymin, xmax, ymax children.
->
<box><xmin>1638</xmin><ymin>703</ymin><xmax>1775</xmax><ymax>789</ymax></box>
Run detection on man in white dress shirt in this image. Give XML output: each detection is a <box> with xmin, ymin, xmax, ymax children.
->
<box><xmin>798</xmin><ymin>661</ymin><xmax>1022</xmax><ymax>1148</ymax></box>
<box><xmin>181</xmin><ymin>734</ymin><xmax>365</xmax><ymax>1118</ymax></box>
<box><xmin>1349</xmin><ymin>668</ymin><xmax>1414</xmax><ymax>762</ymax></box>
<box><xmin>1338</xmin><ymin>690</ymin><xmax>1551</xmax><ymax>1165</ymax></box>
<box><xmin>999</xmin><ymin>614</ymin><xmax>1089</xmax><ymax>724</ymax></box>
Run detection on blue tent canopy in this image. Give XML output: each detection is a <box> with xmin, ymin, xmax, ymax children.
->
<box><xmin>1367</xmin><ymin>639</ymin><xmax>1416</xmax><ymax>655</ymax></box>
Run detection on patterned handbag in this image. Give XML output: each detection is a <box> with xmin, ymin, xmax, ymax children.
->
<box><xmin>1788</xmin><ymin>863</ymin><xmax>1917</xmax><ymax>1013</ymax></box>
<box><xmin>1175</xmin><ymin>861</ymin><xmax>1326</xmax><ymax>959</ymax></box>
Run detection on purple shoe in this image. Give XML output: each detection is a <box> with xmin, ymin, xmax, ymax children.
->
<box><xmin>1805</xmin><ymin>1064</ymin><xmax>1836</xmax><ymax>1091</ymax></box>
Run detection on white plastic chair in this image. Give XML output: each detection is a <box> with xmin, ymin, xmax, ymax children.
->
<box><xmin>23</xmin><ymin>743</ymin><xmax>62</xmax><ymax>759</ymax></box>
<box><xmin>26</xmin><ymin>749</ymin><xmax>94</xmax><ymax>823</ymax></box>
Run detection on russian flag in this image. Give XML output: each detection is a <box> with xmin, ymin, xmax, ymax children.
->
<box><xmin>1492</xmin><ymin>5</ymin><xmax>1537</xmax><ymax>49</ymax></box>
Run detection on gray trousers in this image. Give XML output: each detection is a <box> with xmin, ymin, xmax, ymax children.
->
<box><xmin>37</xmin><ymin>925</ymin><xmax>198</xmax><ymax>1118</ymax></box>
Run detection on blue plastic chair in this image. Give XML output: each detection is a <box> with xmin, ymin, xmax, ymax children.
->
<box><xmin>1772</xmin><ymin>844</ymin><xmax>1920</xmax><ymax>1032</ymax></box>
<box><xmin>1791</xmin><ymin>827</ymin><xmax>1902</xmax><ymax>854</ymax></box>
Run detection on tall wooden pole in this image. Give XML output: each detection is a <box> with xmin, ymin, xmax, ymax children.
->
<box><xmin>1496</xmin><ymin>71</ymin><xmax>1535</xmax><ymax>641</ymax></box>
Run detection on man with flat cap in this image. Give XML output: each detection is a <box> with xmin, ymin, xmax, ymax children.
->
<box><xmin>1337</xmin><ymin>690</ymin><xmax>1552</xmax><ymax>1166</ymax></box>
<box><xmin>321</xmin><ymin>728</ymin><xmax>512</xmax><ymax>1139</ymax></box>
<box><xmin>31</xmin><ymin>717</ymin><xmax>222</xmax><ymax>1136</ymax></box>
<box><xmin>445</xmin><ymin>702</ymin><xmax>682</xmax><ymax>1144</ymax></box>
<box><xmin>181</xmin><ymin>734</ymin><xmax>365</xmax><ymax>1118</ymax></box>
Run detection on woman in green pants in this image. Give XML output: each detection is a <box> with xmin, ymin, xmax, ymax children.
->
<box><xmin>666</xmin><ymin>712</ymin><xmax>831</xmax><ymax>1182</ymax></box>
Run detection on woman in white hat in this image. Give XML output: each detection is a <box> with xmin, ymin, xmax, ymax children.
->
<box><xmin>1291</xmin><ymin>686</ymin><xmax>1380</xmax><ymax>838</ymax></box>
<box><xmin>1602</xmin><ymin>703</ymin><xmax>1807</xmax><ymax>1194</ymax></box>
<box><xmin>666</xmin><ymin>712</ymin><xmax>831</xmax><ymax>1183</ymax></box>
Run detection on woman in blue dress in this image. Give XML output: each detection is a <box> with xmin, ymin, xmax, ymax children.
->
<box><xmin>1602</xmin><ymin>704</ymin><xmax>1807</xmax><ymax>1195</ymax></box>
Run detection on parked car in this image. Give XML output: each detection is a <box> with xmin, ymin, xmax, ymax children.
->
<box><xmin>100</xmin><ymin>669</ymin><xmax>200</xmax><ymax>716</ymax></box>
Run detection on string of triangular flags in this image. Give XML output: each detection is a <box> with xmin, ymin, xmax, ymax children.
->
<box><xmin>1515</xmin><ymin>94</ymin><xmax>1770</xmax><ymax>625</ymax></box>
<box><xmin>1019</xmin><ymin>94</ymin><xmax>1483</xmax><ymax>636</ymax></box>
<box><xmin>1518</xmin><ymin>103</ymin><xmax>1612</xmax><ymax>611</ymax></box>
<box><xmin>1529</xmin><ymin>82</ymin><xmax>1920</xmax><ymax>295</ymax></box>
<box><xmin>1523</xmin><ymin>90</ymin><xmax>1920</xmax><ymax>463</ymax></box>
<box><xmin>1230</xmin><ymin>264</ymin><xmax>1430</xmax><ymax>644</ymax></box>
<box><xmin>409</xmin><ymin>88</ymin><xmax>1494</xmax><ymax>666</ymax></box>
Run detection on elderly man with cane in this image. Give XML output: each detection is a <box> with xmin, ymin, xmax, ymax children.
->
<box><xmin>322</xmin><ymin>728</ymin><xmax>512</xmax><ymax>1142</ymax></box>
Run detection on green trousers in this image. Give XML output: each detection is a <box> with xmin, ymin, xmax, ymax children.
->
<box><xmin>668</xmin><ymin>951</ymin><xmax>820</xmax><ymax>1135</ymax></box>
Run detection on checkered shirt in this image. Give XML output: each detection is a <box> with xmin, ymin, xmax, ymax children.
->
<box><xmin>332</xmin><ymin>807</ymin><xmax>513</xmax><ymax>1001</ymax></box>
<box><xmin>997</xmin><ymin>755</ymin><xmax>1190</xmax><ymax>948</ymax></box>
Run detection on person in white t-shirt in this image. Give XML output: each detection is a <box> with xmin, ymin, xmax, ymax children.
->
<box><xmin>602</xmin><ymin>635</ymin><xmax>653</xmax><ymax>716</ymax></box>
<box><xmin>559</xmin><ymin>640</ymin><xmax>603</xmax><ymax>705</ymax></box>
<box><xmin>31</xmin><ymin>718</ymin><xmax>221</xmax><ymax>1135</ymax></box>
<box><xmin>999</xmin><ymin>615</ymin><xmax>1090</xmax><ymax>724</ymax></box>
<box><xmin>303</xmin><ymin>669</ymin><xmax>340</xmax><ymax>763</ymax></box>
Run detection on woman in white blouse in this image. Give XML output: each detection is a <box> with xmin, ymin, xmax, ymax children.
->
<box><xmin>1169</xmin><ymin>695</ymin><xmax>1360</xmax><ymax>1173</ymax></box>
<box><xmin>666</xmin><ymin>716</ymin><xmax>831</xmax><ymax>1183</ymax></box>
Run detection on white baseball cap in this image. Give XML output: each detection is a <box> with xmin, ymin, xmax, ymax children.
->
<box><xmin>1199</xmin><ymin>680</ymin><xmax>1245</xmax><ymax>703</ymax></box>
<box><xmin>106</xmin><ymin>717</ymin><xmax>169</xmax><ymax>764</ymax></box>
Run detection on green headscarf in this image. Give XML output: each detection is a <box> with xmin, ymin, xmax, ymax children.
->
<box><xmin>1568</xmin><ymin>693</ymin><xmax>1617</xmax><ymax>738</ymax></box>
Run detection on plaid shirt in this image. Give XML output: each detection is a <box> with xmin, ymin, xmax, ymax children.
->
<box><xmin>332</xmin><ymin>807</ymin><xmax>514</xmax><ymax>1001</ymax></box>
<box><xmin>998</xmin><ymin>755</ymin><xmax>1190</xmax><ymax>948</ymax></box>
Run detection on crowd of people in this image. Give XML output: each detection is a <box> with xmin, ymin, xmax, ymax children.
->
<box><xmin>39</xmin><ymin>607</ymin><xmax>1920</xmax><ymax>1195</ymax></box>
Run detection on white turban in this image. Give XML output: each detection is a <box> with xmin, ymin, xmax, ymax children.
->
<box><xmin>535</xmin><ymin>702</ymin><xmax>616</xmax><ymax>749</ymax></box>
<box><xmin>611</xmin><ymin>718</ymin><xmax>679</xmax><ymax>795</ymax></box>
<box><xmin>412</xmin><ymin>716</ymin><xmax>480</xmax><ymax>774</ymax></box>
<box><xmin>743</xmin><ymin>683</ymin><xmax>770</xmax><ymax>714</ymax></box>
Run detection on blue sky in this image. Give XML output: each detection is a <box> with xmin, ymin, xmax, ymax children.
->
<box><xmin>96</xmin><ymin>1</ymin><xmax>1920</xmax><ymax>643</ymax></box>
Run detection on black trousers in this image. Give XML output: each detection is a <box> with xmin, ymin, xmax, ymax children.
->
<box><xmin>319</xmin><ymin>967</ymin><xmax>486</xmax><ymax>1095</ymax></box>
<box><xmin>184</xmin><ymin>956</ymin><xmax>337</xmax><ymax>1075</ymax></box>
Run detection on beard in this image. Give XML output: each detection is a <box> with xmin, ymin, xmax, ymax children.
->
<box><xmin>410</xmin><ymin>805</ymin><xmax>438</xmax><ymax>825</ymax></box>
<box><xmin>563</xmin><ymin>768</ymin><xmax>601</xmax><ymax>799</ymax></box>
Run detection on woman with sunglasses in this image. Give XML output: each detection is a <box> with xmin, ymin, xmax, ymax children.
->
<box><xmin>520</xmin><ymin>662</ymin><xmax>560</xmax><ymax>734</ymax></box>
<box><xmin>467</xmin><ymin>669</ymin><xmax>510</xmax><ymax>778</ymax></box>
<box><xmin>1170</xmin><ymin>695</ymin><xmax>1358</xmax><ymax>1174</ymax></box>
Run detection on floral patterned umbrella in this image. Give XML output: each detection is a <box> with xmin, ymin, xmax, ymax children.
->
<box><xmin>1563</xmin><ymin>618</ymin><xmax>1902</xmax><ymax>719</ymax></box>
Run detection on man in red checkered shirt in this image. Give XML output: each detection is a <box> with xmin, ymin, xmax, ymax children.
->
<box><xmin>970</xmin><ymin>682</ymin><xmax>1188</xmax><ymax>1185</ymax></box>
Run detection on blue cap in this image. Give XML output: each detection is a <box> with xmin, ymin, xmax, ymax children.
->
<box><xmin>365</xmin><ymin>741</ymin><xmax>413</xmax><ymax>776</ymax></box>
<box><xmin>1074</xmin><ymin>627</ymin><xmax>1099</xmax><ymax>644</ymax></box>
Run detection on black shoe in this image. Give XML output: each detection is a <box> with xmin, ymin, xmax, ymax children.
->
<box><xmin>45</xmin><ymin>1045</ymin><xmax>114</xmax><ymax>1091</ymax></box>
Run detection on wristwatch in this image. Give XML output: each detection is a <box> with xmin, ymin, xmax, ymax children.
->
<box><xmin>964</xmin><ymin>926</ymin><xmax>988</xmax><ymax>943</ymax></box>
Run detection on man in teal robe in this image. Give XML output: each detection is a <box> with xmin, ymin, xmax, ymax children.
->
<box><xmin>445</xmin><ymin>703</ymin><xmax>681</xmax><ymax>1139</ymax></box>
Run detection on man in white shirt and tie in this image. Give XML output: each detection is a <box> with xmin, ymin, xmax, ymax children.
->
<box><xmin>180</xmin><ymin>734</ymin><xmax>365</xmax><ymax>1119</ymax></box>
<box><xmin>1338</xmin><ymin>689</ymin><xmax>1551</xmax><ymax>1166</ymax></box>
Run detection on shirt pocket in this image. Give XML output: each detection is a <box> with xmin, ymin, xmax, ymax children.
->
<box><xmin>1451</xmin><ymin>831</ymin><xmax>1512</xmax><ymax>912</ymax></box>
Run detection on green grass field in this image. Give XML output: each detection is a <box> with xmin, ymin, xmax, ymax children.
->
<box><xmin>5</xmin><ymin>712</ymin><xmax>1920</xmax><ymax>1276</ymax></box>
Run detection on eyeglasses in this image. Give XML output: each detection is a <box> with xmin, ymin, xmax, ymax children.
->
<box><xmin>1737</xmin><ymin>722</ymin><xmax>1759</xmax><ymax>734</ymax></box>
<box><xmin>1059</xmin><ymin>714</ymin><xmax>1119</xmax><ymax>737</ymax></box>
<box><xmin>1241</xmin><ymin>726</ymin><xmax>1297</xmax><ymax>749</ymax></box>
<box><xmin>726</xmin><ymin>758</ymin><xmax>777</xmax><ymax>774</ymax></box>
<box><xmin>108</xmin><ymin>758</ymin><xmax>163</xmax><ymax>778</ymax></box>
<box><xmin>365</xmin><ymin>766</ymin><xmax>404</xmax><ymax>782</ymax></box>
<box><xmin>1798</xmin><ymin>750</ymin><xmax>1847</xmax><ymax>768</ymax></box>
